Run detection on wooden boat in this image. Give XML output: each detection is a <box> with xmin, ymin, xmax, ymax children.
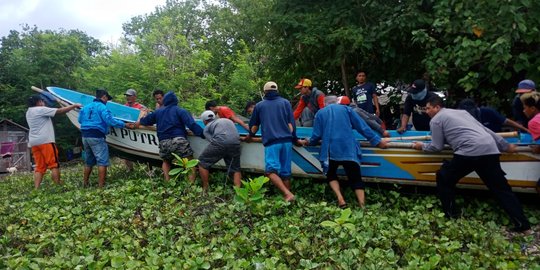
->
<box><xmin>35</xmin><ymin>86</ymin><xmax>540</xmax><ymax>193</ymax></box>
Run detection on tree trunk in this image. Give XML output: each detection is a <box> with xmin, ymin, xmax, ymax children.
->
<box><xmin>340</xmin><ymin>56</ymin><xmax>349</xmax><ymax>97</ymax></box>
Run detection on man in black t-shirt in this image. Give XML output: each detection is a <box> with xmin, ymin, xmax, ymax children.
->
<box><xmin>397</xmin><ymin>79</ymin><xmax>438</xmax><ymax>133</ymax></box>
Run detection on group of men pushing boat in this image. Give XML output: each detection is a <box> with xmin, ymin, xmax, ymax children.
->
<box><xmin>25</xmin><ymin>76</ymin><xmax>539</xmax><ymax>233</ymax></box>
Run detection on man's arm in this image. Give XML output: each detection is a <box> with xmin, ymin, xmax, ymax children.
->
<box><xmin>101</xmin><ymin>108</ymin><xmax>125</xmax><ymax>128</ymax></box>
<box><xmin>293</xmin><ymin>99</ymin><xmax>306</xmax><ymax>120</ymax></box>
<box><xmin>317</xmin><ymin>94</ymin><xmax>325</xmax><ymax>109</ymax></box>
<box><xmin>229</xmin><ymin>114</ymin><xmax>250</xmax><ymax>131</ymax></box>
<box><xmin>372</xmin><ymin>93</ymin><xmax>380</xmax><ymax>117</ymax></box>
<box><xmin>397</xmin><ymin>114</ymin><xmax>410</xmax><ymax>134</ymax></box>
<box><xmin>307</xmin><ymin>113</ymin><xmax>322</xmax><ymax>145</ymax></box>
<box><xmin>139</xmin><ymin>112</ymin><xmax>156</xmax><ymax>126</ymax></box>
<box><xmin>420</xmin><ymin>121</ymin><xmax>444</xmax><ymax>152</ymax></box>
<box><xmin>56</xmin><ymin>103</ymin><xmax>82</xmax><ymax>115</ymax></box>
<box><xmin>248</xmin><ymin>106</ymin><xmax>260</xmax><ymax>136</ymax></box>
<box><xmin>180</xmin><ymin>110</ymin><xmax>204</xmax><ymax>138</ymax></box>
<box><xmin>504</xmin><ymin>118</ymin><xmax>529</xmax><ymax>133</ymax></box>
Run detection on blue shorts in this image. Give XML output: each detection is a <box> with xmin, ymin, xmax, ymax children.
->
<box><xmin>82</xmin><ymin>137</ymin><xmax>110</xmax><ymax>167</ymax></box>
<box><xmin>264</xmin><ymin>142</ymin><xmax>292</xmax><ymax>180</ymax></box>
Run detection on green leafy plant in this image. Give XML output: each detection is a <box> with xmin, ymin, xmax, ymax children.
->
<box><xmin>169</xmin><ymin>153</ymin><xmax>199</xmax><ymax>181</ymax></box>
<box><xmin>233</xmin><ymin>176</ymin><xmax>270</xmax><ymax>207</ymax></box>
<box><xmin>321</xmin><ymin>208</ymin><xmax>356</xmax><ymax>233</ymax></box>
<box><xmin>0</xmin><ymin>163</ymin><xmax>538</xmax><ymax>269</ymax></box>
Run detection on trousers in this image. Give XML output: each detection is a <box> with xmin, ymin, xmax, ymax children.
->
<box><xmin>436</xmin><ymin>154</ymin><xmax>529</xmax><ymax>229</ymax></box>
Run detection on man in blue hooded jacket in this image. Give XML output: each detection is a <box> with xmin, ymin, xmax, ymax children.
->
<box><xmin>303</xmin><ymin>96</ymin><xmax>388</xmax><ymax>208</ymax></box>
<box><xmin>79</xmin><ymin>89</ymin><xmax>133</xmax><ymax>188</ymax></box>
<box><xmin>136</xmin><ymin>91</ymin><xmax>204</xmax><ymax>181</ymax></box>
<box><xmin>246</xmin><ymin>81</ymin><xmax>296</xmax><ymax>202</ymax></box>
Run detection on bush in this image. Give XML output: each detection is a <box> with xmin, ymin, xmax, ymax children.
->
<box><xmin>0</xmin><ymin>163</ymin><xmax>538</xmax><ymax>268</ymax></box>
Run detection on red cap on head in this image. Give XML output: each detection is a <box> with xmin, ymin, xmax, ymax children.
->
<box><xmin>337</xmin><ymin>96</ymin><xmax>351</xmax><ymax>105</ymax></box>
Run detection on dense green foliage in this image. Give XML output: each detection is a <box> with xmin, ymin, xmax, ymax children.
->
<box><xmin>1</xmin><ymin>0</ymin><xmax>539</xmax><ymax>150</ymax></box>
<box><xmin>1</xmin><ymin>163</ymin><xmax>539</xmax><ymax>268</ymax></box>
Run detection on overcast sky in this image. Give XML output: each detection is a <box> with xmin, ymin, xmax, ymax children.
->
<box><xmin>0</xmin><ymin>0</ymin><xmax>166</xmax><ymax>43</ymax></box>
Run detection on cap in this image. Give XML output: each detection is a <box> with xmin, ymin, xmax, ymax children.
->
<box><xmin>125</xmin><ymin>89</ymin><xmax>137</xmax><ymax>96</ymax></box>
<box><xmin>295</xmin><ymin>78</ymin><xmax>312</xmax><ymax>89</ymax></box>
<box><xmin>407</xmin><ymin>79</ymin><xmax>426</xmax><ymax>94</ymax></box>
<box><xmin>27</xmin><ymin>95</ymin><xmax>44</xmax><ymax>107</ymax></box>
<box><xmin>516</xmin><ymin>79</ymin><xmax>536</xmax><ymax>94</ymax></box>
<box><xmin>263</xmin><ymin>81</ymin><xmax>278</xmax><ymax>91</ymax></box>
<box><xmin>337</xmin><ymin>96</ymin><xmax>351</xmax><ymax>105</ymax></box>
<box><xmin>96</xmin><ymin>89</ymin><xmax>113</xmax><ymax>100</ymax></box>
<box><xmin>200</xmin><ymin>110</ymin><xmax>215</xmax><ymax>121</ymax></box>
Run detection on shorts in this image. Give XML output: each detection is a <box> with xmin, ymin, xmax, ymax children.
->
<box><xmin>326</xmin><ymin>160</ymin><xmax>364</xmax><ymax>190</ymax></box>
<box><xmin>31</xmin><ymin>143</ymin><xmax>59</xmax><ymax>173</ymax></box>
<box><xmin>82</xmin><ymin>137</ymin><xmax>110</xmax><ymax>167</ymax></box>
<box><xmin>264</xmin><ymin>142</ymin><xmax>292</xmax><ymax>180</ymax></box>
<box><xmin>198</xmin><ymin>142</ymin><xmax>241</xmax><ymax>173</ymax></box>
<box><xmin>159</xmin><ymin>137</ymin><xmax>193</xmax><ymax>161</ymax></box>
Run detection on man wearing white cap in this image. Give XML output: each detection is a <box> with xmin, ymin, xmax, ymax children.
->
<box><xmin>512</xmin><ymin>79</ymin><xmax>536</xmax><ymax>128</ymax></box>
<box><xmin>247</xmin><ymin>81</ymin><xmax>296</xmax><ymax>202</ymax></box>
<box><xmin>198</xmin><ymin>110</ymin><xmax>242</xmax><ymax>190</ymax></box>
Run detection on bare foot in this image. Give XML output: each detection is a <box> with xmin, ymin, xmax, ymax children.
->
<box><xmin>284</xmin><ymin>193</ymin><xmax>295</xmax><ymax>202</ymax></box>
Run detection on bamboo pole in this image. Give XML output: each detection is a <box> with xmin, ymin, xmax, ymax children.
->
<box><xmin>383</xmin><ymin>131</ymin><xmax>519</xmax><ymax>142</ymax></box>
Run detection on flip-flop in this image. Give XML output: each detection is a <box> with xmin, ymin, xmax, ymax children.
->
<box><xmin>338</xmin><ymin>203</ymin><xmax>348</xmax><ymax>209</ymax></box>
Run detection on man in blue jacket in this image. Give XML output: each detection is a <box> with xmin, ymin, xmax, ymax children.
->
<box><xmin>247</xmin><ymin>81</ymin><xmax>295</xmax><ymax>202</ymax></box>
<box><xmin>79</xmin><ymin>89</ymin><xmax>134</xmax><ymax>188</ymax></box>
<box><xmin>136</xmin><ymin>92</ymin><xmax>204</xmax><ymax>181</ymax></box>
<box><xmin>303</xmin><ymin>96</ymin><xmax>388</xmax><ymax>208</ymax></box>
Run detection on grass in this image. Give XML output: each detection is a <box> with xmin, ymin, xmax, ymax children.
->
<box><xmin>0</xmin><ymin>159</ymin><xmax>539</xmax><ymax>269</ymax></box>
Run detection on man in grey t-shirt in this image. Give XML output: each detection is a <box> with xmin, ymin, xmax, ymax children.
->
<box><xmin>25</xmin><ymin>95</ymin><xmax>80</xmax><ymax>189</ymax></box>
<box><xmin>198</xmin><ymin>110</ymin><xmax>242</xmax><ymax>190</ymax></box>
<box><xmin>412</xmin><ymin>95</ymin><xmax>530</xmax><ymax>233</ymax></box>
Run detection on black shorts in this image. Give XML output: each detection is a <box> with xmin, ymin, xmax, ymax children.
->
<box><xmin>326</xmin><ymin>160</ymin><xmax>365</xmax><ymax>190</ymax></box>
<box><xmin>198</xmin><ymin>142</ymin><xmax>241</xmax><ymax>173</ymax></box>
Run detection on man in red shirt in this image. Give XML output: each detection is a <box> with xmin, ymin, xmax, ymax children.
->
<box><xmin>124</xmin><ymin>89</ymin><xmax>147</xmax><ymax>171</ymax></box>
<box><xmin>124</xmin><ymin>89</ymin><xmax>147</xmax><ymax>110</ymax></box>
<box><xmin>205</xmin><ymin>100</ymin><xmax>249</xmax><ymax>131</ymax></box>
<box><xmin>293</xmin><ymin>78</ymin><xmax>325</xmax><ymax>127</ymax></box>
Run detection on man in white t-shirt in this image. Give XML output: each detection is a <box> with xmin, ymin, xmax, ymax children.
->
<box><xmin>26</xmin><ymin>95</ymin><xmax>81</xmax><ymax>189</ymax></box>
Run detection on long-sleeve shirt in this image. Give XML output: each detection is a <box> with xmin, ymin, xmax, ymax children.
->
<box><xmin>139</xmin><ymin>92</ymin><xmax>203</xmax><ymax>141</ymax></box>
<box><xmin>308</xmin><ymin>104</ymin><xmax>381</xmax><ymax>173</ymax></box>
<box><xmin>422</xmin><ymin>108</ymin><xmax>509</xmax><ymax>155</ymax></box>
<box><xmin>293</xmin><ymin>88</ymin><xmax>325</xmax><ymax>120</ymax></box>
<box><xmin>249</xmin><ymin>91</ymin><xmax>295</xmax><ymax>146</ymax></box>
<box><xmin>79</xmin><ymin>99</ymin><xmax>125</xmax><ymax>138</ymax></box>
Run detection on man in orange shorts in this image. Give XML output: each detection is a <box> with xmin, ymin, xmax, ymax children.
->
<box><xmin>26</xmin><ymin>95</ymin><xmax>81</xmax><ymax>189</ymax></box>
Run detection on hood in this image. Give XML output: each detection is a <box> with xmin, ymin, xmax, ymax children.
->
<box><xmin>264</xmin><ymin>91</ymin><xmax>280</xmax><ymax>100</ymax></box>
<box><xmin>163</xmin><ymin>91</ymin><xmax>178</xmax><ymax>107</ymax></box>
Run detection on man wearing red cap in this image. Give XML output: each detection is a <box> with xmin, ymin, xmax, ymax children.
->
<box><xmin>293</xmin><ymin>78</ymin><xmax>325</xmax><ymax>127</ymax></box>
<box><xmin>303</xmin><ymin>95</ymin><xmax>388</xmax><ymax>208</ymax></box>
<box><xmin>512</xmin><ymin>79</ymin><xmax>536</xmax><ymax>128</ymax></box>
